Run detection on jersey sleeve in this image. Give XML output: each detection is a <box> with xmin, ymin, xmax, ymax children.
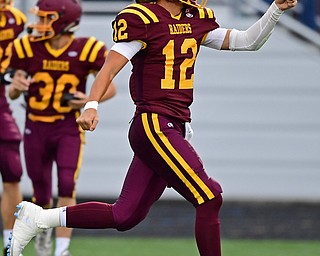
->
<box><xmin>9</xmin><ymin>6</ymin><xmax>27</xmax><ymax>35</ymax></box>
<box><xmin>7</xmin><ymin>36</ymin><xmax>30</xmax><ymax>71</ymax></box>
<box><xmin>10</xmin><ymin>7</ymin><xmax>27</xmax><ymax>25</ymax></box>
<box><xmin>0</xmin><ymin>42</ymin><xmax>12</xmax><ymax>73</ymax></box>
<box><xmin>78</xmin><ymin>37</ymin><xmax>107</xmax><ymax>73</ymax></box>
<box><xmin>112</xmin><ymin>4</ymin><xmax>160</xmax><ymax>43</ymax></box>
<box><xmin>189</xmin><ymin>6</ymin><xmax>221</xmax><ymax>44</ymax></box>
<box><xmin>196</xmin><ymin>6</ymin><xmax>220</xmax><ymax>30</ymax></box>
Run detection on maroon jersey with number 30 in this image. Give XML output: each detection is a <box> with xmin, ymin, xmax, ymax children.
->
<box><xmin>7</xmin><ymin>35</ymin><xmax>107</xmax><ymax>121</ymax></box>
<box><xmin>112</xmin><ymin>3</ymin><xmax>219</xmax><ymax>122</ymax></box>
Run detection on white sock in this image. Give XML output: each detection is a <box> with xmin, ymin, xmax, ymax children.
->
<box><xmin>59</xmin><ymin>206</ymin><xmax>67</xmax><ymax>227</ymax></box>
<box><xmin>3</xmin><ymin>229</ymin><xmax>11</xmax><ymax>248</ymax></box>
<box><xmin>54</xmin><ymin>237</ymin><xmax>70</xmax><ymax>256</ymax></box>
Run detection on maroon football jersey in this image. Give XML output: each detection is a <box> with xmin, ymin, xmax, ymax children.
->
<box><xmin>8</xmin><ymin>35</ymin><xmax>107</xmax><ymax>121</ymax></box>
<box><xmin>112</xmin><ymin>3</ymin><xmax>219</xmax><ymax>122</ymax></box>
<box><xmin>0</xmin><ymin>6</ymin><xmax>26</xmax><ymax>97</ymax></box>
<box><xmin>0</xmin><ymin>6</ymin><xmax>26</xmax><ymax>142</ymax></box>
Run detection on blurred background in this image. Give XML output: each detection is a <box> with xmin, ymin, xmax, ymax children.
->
<box><xmin>4</xmin><ymin>0</ymin><xmax>320</xmax><ymax>239</ymax></box>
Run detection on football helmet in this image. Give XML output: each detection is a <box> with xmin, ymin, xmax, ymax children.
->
<box><xmin>0</xmin><ymin>0</ymin><xmax>12</xmax><ymax>10</ymax></box>
<box><xmin>27</xmin><ymin>0</ymin><xmax>82</xmax><ymax>42</ymax></box>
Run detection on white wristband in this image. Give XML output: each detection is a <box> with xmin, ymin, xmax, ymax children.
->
<box><xmin>84</xmin><ymin>101</ymin><xmax>99</xmax><ymax>111</ymax></box>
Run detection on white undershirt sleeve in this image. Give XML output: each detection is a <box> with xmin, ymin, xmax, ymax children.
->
<box><xmin>110</xmin><ymin>41</ymin><xmax>143</xmax><ymax>60</ymax></box>
<box><xmin>201</xmin><ymin>28</ymin><xmax>228</xmax><ymax>50</ymax></box>
<box><xmin>229</xmin><ymin>2</ymin><xmax>284</xmax><ymax>51</ymax></box>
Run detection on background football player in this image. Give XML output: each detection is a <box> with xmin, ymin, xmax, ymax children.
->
<box><xmin>8</xmin><ymin>0</ymin><xmax>297</xmax><ymax>256</ymax></box>
<box><xmin>0</xmin><ymin>1</ymin><xmax>26</xmax><ymax>255</ymax></box>
<box><xmin>5</xmin><ymin>0</ymin><xmax>116</xmax><ymax>255</ymax></box>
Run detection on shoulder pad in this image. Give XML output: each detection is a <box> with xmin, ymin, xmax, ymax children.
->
<box><xmin>9</xmin><ymin>7</ymin><xmax>27</xmax><ymax>25</ymax></box>
<box><xmin>113</xmin><ymin>4</ymin><xmax>160</xmax><ymax>43</ymax></box>
<box><xmin>191</xmin><ymin>6</ymin><xmax>216</xmax><ymax>20</ymax></box>
<box><xmin>117</xmin><ymin>3</ymin><xmax>160</xmax><ymax>25</ymax></box>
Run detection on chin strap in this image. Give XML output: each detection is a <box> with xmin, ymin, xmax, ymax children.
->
<box><xmin>179</xmin><ymin>0</ymin><xmax>207</xmax><ymax>8</ymax></box>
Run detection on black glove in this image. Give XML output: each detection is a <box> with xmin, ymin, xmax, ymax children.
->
<box><xmin>60</xmin><ymin>93</ymin><xmax>80</xmax><ymax>107</ymax></box>
<box><xmin>0</xmin><ymin>68</ymin><xmax>16</xmax><ymax>85</ymax></box>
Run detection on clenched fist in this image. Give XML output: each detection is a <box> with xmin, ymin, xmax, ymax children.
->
<box><xmin>275</xmin><ymin>0</ymin><xmax>298</xmax><ymax>11</ymax></box>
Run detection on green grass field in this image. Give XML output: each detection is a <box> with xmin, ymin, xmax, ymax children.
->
<box><xmin>17</xmin><ymin>237</ymin><xmax>320</xmax><ymax>256</ymax></box>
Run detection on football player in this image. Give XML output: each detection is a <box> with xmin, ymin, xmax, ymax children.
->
<box><xmin>5</xmin><ymin>0</ymin><xmax>116</xmax><ymax>256</ymax></box>
<box><xmin>0</xmin><ymin>1</ymin><xmax>26</xmax><ymax>255</ymax></box>
<box><xmin>7</xmin><ymin>0</ymin><xmax>297</xmax><ymax>256</ymax></box>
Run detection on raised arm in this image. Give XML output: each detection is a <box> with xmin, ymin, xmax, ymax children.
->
<box><xmin>220</xmin><ymin>0</ymin><xmax>298</xmax><ymax>50</ymax></box>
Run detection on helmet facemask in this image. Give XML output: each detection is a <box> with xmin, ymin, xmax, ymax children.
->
<box><xmin>27</xmin><ymin>6</ymin><xmax>59</xmax><ymax>42</ymax></box>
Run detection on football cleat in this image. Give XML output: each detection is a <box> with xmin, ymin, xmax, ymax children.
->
<box><xmin>4</xmin><ymin>247</ymin><xmax>23</xmax><ymax>256</ymax></box>
<box><xmin>7</xmin><ymin>201</ymin><xmax>50</xmax><ymax>256</ymax></box>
